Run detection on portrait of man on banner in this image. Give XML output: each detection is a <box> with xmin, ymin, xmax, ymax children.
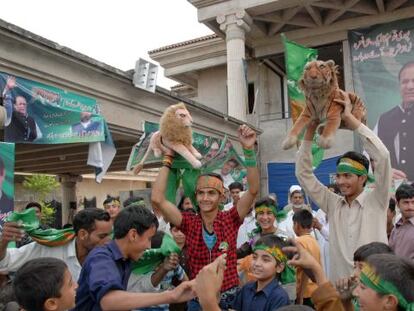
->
<box><xmin>71</xmin><ymin>111</ymin><xmax>102</xmax><ymax>137</ymax></box>
<box><xmin>349</xmin><ymin>17</ymin><xmax>414</xmax><ymax>183</ymax></box>
<box><xmin>375</xmin><ymin>61</ymin><xmax>414</xmax><ymax>181</ymax></box>
<box><xmin>2</xmin><ymin>76</ymin><xmax>42</xmax><ymax>143</ymax></box>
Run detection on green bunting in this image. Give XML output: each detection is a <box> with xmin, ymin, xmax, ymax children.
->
<box><xmin>6</xmin><ymin>208</ymin><xmax>75</xmax><ymax>247</ymax></box>
<box><xmin>132</xmin><ymin>233</ymin><xmax>181</xmax><ymax>275</ymax></box>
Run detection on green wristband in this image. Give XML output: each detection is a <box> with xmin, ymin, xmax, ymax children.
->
<box><xmin>243</xmin><ymin>148</ymin><xmax>257</xmax><ymax>167</ymax></box>
<box><xmin>243</xmin><ymin>148</ymin><xmax>255</xmax><ymax>158</ymax></box>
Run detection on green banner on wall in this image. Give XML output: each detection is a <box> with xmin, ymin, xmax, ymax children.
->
<box><xmin>0</xmin><ymin>72</ymin><xmax>104</xmax><ymax>144</ymax></box>
<box><xmin>0</xmin><ymin>142</ymin><xmax>14</xmax><ymax>228</ymax></box>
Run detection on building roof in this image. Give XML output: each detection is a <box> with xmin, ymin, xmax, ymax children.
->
<box><xmin>148</xmin><ymin>33</ymin><xmax>218</xmax><ymax>54</ymax></box>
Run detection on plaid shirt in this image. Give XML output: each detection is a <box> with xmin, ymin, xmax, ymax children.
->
<box><xmin>179</xmin><ymin>206</ymin><xmax>242</xmax><ymax>291</ymax></box>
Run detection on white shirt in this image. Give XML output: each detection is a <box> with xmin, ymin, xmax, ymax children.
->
<box><xmin>236</xmin><ymin>212</ymin><xmax>257</xmax><ymax>248</ymax></box>
<box><xmin>296</xmin><ymin>124</ymin><xmax>391</xmax><ymax>282</ymax></box>
<box><xmin>0</xmin><ymin>238</ymin><xmax>81</xmax><ymax>281</ymax></box>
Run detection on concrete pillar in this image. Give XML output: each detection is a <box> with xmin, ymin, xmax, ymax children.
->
<box><xmin>58</xmin><ymin>174</ymin><xmax>82</xmax><ymax>225</ymax></box>
<box><xmin>217</xmin><ymin>10</ymin><xmax>251</xmax><ymax>122</ymax></box>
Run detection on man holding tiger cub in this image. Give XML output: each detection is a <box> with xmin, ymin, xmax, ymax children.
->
<box><xmin>295</xmin><ymin>91</ymin><xmax>392</xmax><ymax>282</ymax></box>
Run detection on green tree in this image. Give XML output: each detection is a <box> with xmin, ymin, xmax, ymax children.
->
<box><xmin>22</xmin><ymin>174</ymin><xmax>60</xmax><ymax>225</ymax></box>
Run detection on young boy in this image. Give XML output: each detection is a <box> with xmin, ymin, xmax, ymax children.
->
<box><xmin>353</xmin><ymin>253</ymin><xmax>414</xmax><ymax>311</ymax></box>
<box><xmin>13</xmin><ymin>257</ymin><xmax>78</xmax><ymax>311</ymax></box>
<box><xmin>232</xmin><ymin>235</ymin><xmax>290</xmax><ymax>311</ymax></box>
<box><xmin>335</xmin><ymin>241</ymin><xmax>393</xmax><ymax>310</ymax></box>
<box><xmin>75</xmin><ymin>205</ymin><xmax>194</xmax><ymax>310</ymax></box>
<box><xmin>292</xmin><ymin>209</ymin><xmax>321</xmax><ymax>306</ymax></box>
<box><xmin>389</xmin><ymin>183</ymin><xmax>414</xmax><ymax>260</ymax></box>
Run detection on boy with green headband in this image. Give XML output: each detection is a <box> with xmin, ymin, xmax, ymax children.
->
<box><xmin>354</xmin><ymin>253</ymin><xmax>414</xmax><ymax>311</ymax></box>
<box><xmin>232</xmin><ymin>235</ymin><xmax>290</xmax><ymax>311</ymax></box>
<box><xmin>296</xmin><ymin>91</ymin><xmax>391</xmax><ymax>282</ymax></box>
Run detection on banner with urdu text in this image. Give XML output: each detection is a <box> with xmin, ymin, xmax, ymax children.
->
<box><xmin>0</xmin><ymin>72</ymin><xmax>116</xmax><ymax>182</ymax></box>
<box><xmin>0</xmin><ymin>72</ymin><xmax>104</xmax><ymax>144</ymax></box>
<box><xmin>348</xmin><ymin>18</ymin><xmax>414</xmax><ymax>182</ymax></box>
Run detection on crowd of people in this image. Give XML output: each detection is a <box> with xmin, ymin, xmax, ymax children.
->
<box><xmin>0</xmin><ymin>95</ymin><xmax>413</xmax><ymax>311</ymax></box>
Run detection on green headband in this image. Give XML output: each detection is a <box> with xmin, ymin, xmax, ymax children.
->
<box><xmin>254</xmin><ymin>205</ymin><xmax>287</xmax><ymax>221</ymax></box>
<box><xmin>337</xmin><ymin>158</ymin><xmax>375</xmax><ymax>183</ymax></box>
<box><xmin>360</xmin><ymin>264</ymin><xmax>414</xmax><ymax>311</ymax></box>
<box><xmin>125</xmin><ymin>200</ymin><xmax>145</xmax><ymax>208</ymax></box>
<box><xmin>253</xmin><ymin>244</ymin><xmax>296</xmax><ymax>284</ymax></box>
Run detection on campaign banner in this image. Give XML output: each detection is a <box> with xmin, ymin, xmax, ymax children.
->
<box><xmin>127</xmin><ymin>121</ymin><xmax>224</xmax><ymax>170</ymax></box>
<box><xmin>127</xmin><ymin>121</ymin><xmax>248</xmax><ymax>202</ymax></box>
<box><xmin>0</xmin><ymin>72</ymin><xmax>104</xmax><ymax>144</ymax></box>
<box><xmin>0</xmin><ymin>142</ymin><xmax>14</xmax><ymax>229</ymax></box>
<box><xmin>348</xmin><ymin>18</ymin><xmax>414</xmax><ymax>182</ymax></box>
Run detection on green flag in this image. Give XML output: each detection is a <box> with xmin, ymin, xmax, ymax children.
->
<box><xmin>282</xmin><ymin>34</ymin><xmax>324</xmax><ymax>168</ymax></box>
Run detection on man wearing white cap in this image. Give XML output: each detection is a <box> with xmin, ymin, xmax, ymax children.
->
<box><xmin>278</xmin><ymin>185</ymin><xmax>313</xmax><ymax>238</ymax></box>
<box><xmin>283</xmin><ymin>185</ymin><xmax>311</xmax><ymax>213</ymax></box>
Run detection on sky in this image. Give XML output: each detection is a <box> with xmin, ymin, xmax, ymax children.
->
<box><xmin>0</xmin><ymin>0</ymin><xmax>212</xmax><ymax>89</ymax></box>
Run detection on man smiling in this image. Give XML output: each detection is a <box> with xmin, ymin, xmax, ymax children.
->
<box><xmin>296</xmin><ymin>91</ymin><xmax>391</xmax><ymax>282</ymax></box>
<box><xmin>152</xmin><ymin>124</ymin><xmax>259</xmax><ymax>310</ymax></box>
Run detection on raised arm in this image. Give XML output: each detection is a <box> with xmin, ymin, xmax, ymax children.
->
<box><xmin>236</xmin><ymin>125</ymin><xmax>260</xmax><ymax>220</ymax></box>
<box><xmin>295</xmin><ymin>121</ymin><xmax>333</xmax><ymax>213</ymax></box>
<box><xmin>336</xmin><ymin>91</ymin><xmax>391</xmax><ymax>208</ymax></box>
<box><xmin>151</xmin><ymin>153</ymin><xmax>183</xmax><ymax>227</ymax></box>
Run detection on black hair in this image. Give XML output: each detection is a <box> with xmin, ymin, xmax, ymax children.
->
<box><xmin>398</xmin><ymin>61</ymin><xmax>414</xmax><ymax>81</ymax></box>
<box><xmin>151</xmin><ymin>230</ymin><xmax>165</xmax><ymax>249</ymax></box>
<box><xmin>226</xmin><ymin>158</ymin><xmax>238</xmax><ymax>166</ymax></box>
<box><xmin>353</xmin><ymin>242</ymin><xmax>393</xmax><ymax>262</ymax></box>
<box><xmin>395</xmin><ymin>183</ymin><xmax>414</xmax><ymax>202</ymax></box>
<box><xmin>123</xmin><ymin>196</ymin><xmax>145</xmax><ymax>208</ymax></box>
<box><xmin>229</xmin><ymin>182</ymin><xmax>243</xmax><ymax>191</ymax></box>
<box><xmin>292</xmin><ymin>210</ymin><xmax>313</xmax><ymax>229</ymax></box>
<box><xmin>254</xmin><ymin>235</ymin><xmax>289</xmax><ymax>265</ymax></box>
<box><xmin>25</xmin><ymin>202</ymin><xmax>42</xmax><ymax>212</ymax></box>
<box><xmin>103</xmin><ymin>196</ymin><xmax>118</xmax><ymax>206</ymax></box>
<box><xmin>337</xmin><ymin>151</ymin><xmax>370</xmax><ymax>186</ymax></box>
<box><xmin>365</xmin><ymin>254</ymin><xmax>414</xmax><ymax>304</ymax></box>
<box><xmin>13</xmin><ymin>258</ymin><xmax>67</xmax><ymax>311</ymax></box>
<box><xmin>113</xmin><ymin>205</ymin><xmax>158</xmax><ymax>239</ymax></box>
<box><xmin>73</xmin><ymin>208</ymin><xmax>110</xmax><ymax>235</ymax></box>
<box><xmin>62</xmin><ymin>223</ymin><xmax>73</xmax><ymax>229</ymax></box>
<box><xmin>388</xmin><ymin>198</ymin><xmax>396</xmax><ymax>213</ymax></box>
<box><xmin>255</xmin><ymin>197</ymin><xmax>276</xmax><ymax>209</ymax></box>
<box><xmin>177</xmin><ymin>195</ymin><xmax>191</xmax><ymax>212</ymax></box>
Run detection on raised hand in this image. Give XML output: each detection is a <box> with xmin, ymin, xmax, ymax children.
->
<box><xmin>1</xmin><ymin>222</ymin><xmax>25</xmax><ymax>246</ymax></box>
<box><xmin>238</xmin><ymin>125</ymin><xmax>256</xmax><ymax>150</ymax></box>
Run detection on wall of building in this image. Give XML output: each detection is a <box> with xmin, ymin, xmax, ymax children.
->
<box><xmin>196</xmin><ymin>65</ymin><xmax>228</xmax><ymax>113</ymax></box>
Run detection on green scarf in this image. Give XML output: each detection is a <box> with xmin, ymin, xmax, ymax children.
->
<box><xmin>132</xmin><ymin>233</ymin><xmax>181</xmax><ymax>275</ymax></box>
<box><xmin>360</xmin><ymin>263</ymin><xmax>414</xmax><ymax>311</ymax></box>
<box><xmin>6</xmin><ymin>208</ymin><xmax>75</xmax><ymax>247</ymax></box>
<box><xmin>253</xmin><ymin>244</ymin><xmax>296</xmax><ymax>284</ymax></box>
